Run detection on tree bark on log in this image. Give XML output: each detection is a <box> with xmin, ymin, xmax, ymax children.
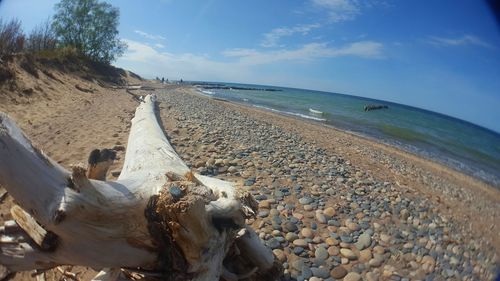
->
<box><xmin>0</xmin><ymin>95</ymin><xmax>279</xmax><ymax>280</ymax></box>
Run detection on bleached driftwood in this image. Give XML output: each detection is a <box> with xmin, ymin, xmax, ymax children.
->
<box><xmin>0</xmin><ymin>95</ymin><xmax>278</xmax><ymax>280</ymax></box>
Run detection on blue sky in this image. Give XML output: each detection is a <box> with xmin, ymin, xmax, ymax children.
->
<box><xmin>1</xmin><ymin>0</ymin><xmax>500</xmax><ymax>132</ymax></box>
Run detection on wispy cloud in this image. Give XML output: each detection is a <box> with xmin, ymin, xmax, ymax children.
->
<box><xmin>427</xmin><ymin>35</ymin><xmax>494</xmax><ymax>49</ymax></box>
<box><xmin>310</xmin><ymin>0</ymin><xmax>391</xmax><ymax>22</ymax></box>
<box><xmin>154</xmin><ymin>43</ymin><xmax>165</xmax><ymax>49</ymax></box>
<box><xmin>311</xmin><ymin>0</ymin><xmax>360</xmax><ymax>22</ymax></box>
<box><xmin>134</xmin><ymin>30</ymin><xmax>166</xmax><ymax>41</ymax></box>
<box><xmin>261</xmin><ymin>23</ymin><xmax>321</xmax><ymax>48</ymax></box>
<box><xmin>224</xmin><ymin>41</ymin><xmax>384</xmax><ymax>65</ymax></box>
<box><xmin>117</xmin><ymin>39</ymin><xmax>383</xmax><ymax>81</ymax></box>
<box><xmin>116</xmin><ymin>39</ymin><xmax>251</xmax><ymax>81</ymax></box>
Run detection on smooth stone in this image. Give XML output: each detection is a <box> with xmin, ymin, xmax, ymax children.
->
<box><xmin>258</xmin><ymin>210</ymin><xmax>270</xmax><ymax>218</ymax></box>
<box><xmin>380</xmin><ymin>234</ymin><xmax>391</xmax><ymax>243</ymax></box>
<box><xmin>325</xmin><ymin>237</ymin><xmax>339</xmax><ymax>246</ymax></box>
<box><xmin>316</xmin><ymin>213</ymin><xmax>327</xmax><ymax>224</ymax></box>
<box><xmin>315</xmin><ymin>247</ymin><xmax>329</xmax><ymax>261</ymax></box>
<box><xmin>346</xmin><ymin>222</ymin><xmax>360</xmax><ymax>231</ymax></box>
<box><xmin>328</xmin><ymin>246</ymin><xmax>340</xmax><ymax>256</ymax></box>
<box><xmin>369</xmin><ymin>257</ymin><xmax>384</xmax><ymax>267</ymax></box>
<box><xmin>366</xmin><ymin>272</ymin><xmax>379</xmax><ymax>281</ymax></box>
<box><xmin>299</xmin><ymin>197</ymin><xmax>313</xmax><ymax>205</ymax></box>
<box><xmin>273</xmin><ymin>249</ymin><xmax>286</xmax><ymax>262</ymax></box>
<box><xmin>340</xmin><ymin>248</ymin><xmax>358</xmax><ymax>260</ymax></box>
<box><xmin>293</xmin><ymin>239</ymin><xmax>308</xmax><ymax>247</ymax></box>
<box><xmin>301</xmin><ymin>228</ymin><xmax>314</xmax><ymax>238</ymax></box>
<box><xmin>267</xmin><ymin>238</ymin><xmax>280</xmax><ymax>249</ymax></box>
<box><xmin>292</xmin><ymin>259</ymin><xmax>305</xmax><ymax>271</ymax></box>
<box><xmin>359</xmin><ymin>249</ymin><xmax>372</xmax><ymax>262</ymax></box>
<box><xmin>258</xmin><ymin>200</ymin><xmax>271</xmax><ymax>209</ymax></box>
<box><xmin>302</xmin><ymin>267</ymin><xmax>313</xmax><ymax>279</ymax></box>
<box><xmin>285</xmin><ymin>232</ymin><xmax>299</xmax><ymax>242</ymax></box>
<box><xmin>343</xmin><ymin>272</ymin><xmax>361</xmax><ymax>281</ymax></box>
<box><xmin>169</xmin><ymin>185</ymin><xmax>182</xmax><ymax>198</ymax></box>
<box><xmin>323</xmin><ymin>207</ymin><xmax>336</xmax><ymax>218</ymax></box>
<box><xmin>355</xmin><ymin>232</ymin><xmax>372</xmax><ymax>250</ymax></box>
<box><xmin>373</xmin><ymin>245</ymin><xmax>385</xmax><ymax>254</ymax></box>
<box><xmin>311</xmin><ymin>267</ymin><xmax>330</xmax><ymax>278</ymax></box>
<box><xmin>293</xmin><ymin>247</ymin><xmax>304</xmax><ymax>255</ymax></box>
<box><xmin>330</xmin><ymin>266</ymin><xmax>348</xmax><ymax>279</ymax></box>
<box><xmin>283</xmin><ymin>221</ymin><xmax>298</xmax><ymax>232</ymax></box>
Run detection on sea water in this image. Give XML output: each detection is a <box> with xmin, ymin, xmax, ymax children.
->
<box><xmin>193</xmin><ymin>82</ymin><xmax>500</xmax><ymax>187</ymax></box>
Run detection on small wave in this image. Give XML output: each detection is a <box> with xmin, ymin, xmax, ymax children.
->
<box><xmin>243</xmin><ymin>98</ymin><xmax>249</xmax><ymax>102</ymax></box>
<box><xmin>196</xmin><ymin>88</ymin><xmax>215</xmax><ymax>95</ymax></box>
<box><xmin>201</xmin><ymin>90</ymin><xmax>215</xmax><ymax>95</ymax></box>
<box><xmin>309</xmin><ymin>108</ymin><xmax>323</xmax><ymax>114</ymax></box>
<box><xmin>253</xmin><ymin>105</ymin><xmax>327</xmax><ymax>122</ymax></box>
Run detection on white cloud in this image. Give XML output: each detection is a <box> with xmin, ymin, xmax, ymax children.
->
<box><xmin>115</xmin><ymin>39</ymin><xmax>383</xmax><ymax>82</ymax></box>
<box><xmin>116</xmin><ymin>39</ymin><xmax>252</xmax><ymax>81</ymax></box>
<box><xmin>310</xmin><ymin>0</ymin><xmax>390</xmax><ymax>22</ymax></box>
<box><xmin>155</xmin><ymin>43</ymin><xmax>165</xmax><ymax>48</ymax></box>
<box><xmin>261</xmin><ymin>23</ymin><xmax>321</xmax><ymax>48</ymax></box>
<box><xmin>311</xmin><ymin>0</ymin><xmax>360</xmax><ymax>22</ymax></box>
<box><xmin>224</xmin><ymin>41</ymin><xmax>384</xmax><ymax>65</ymax></box>
<box><xmin>134</xmin><ymin>30</ymin><xmax>166</xmax><ymax>41</ymax></box>
<box><xmin>427</xmin><ymin>35</ymin><xmax>494</xmax><ymax>49</ymax></box>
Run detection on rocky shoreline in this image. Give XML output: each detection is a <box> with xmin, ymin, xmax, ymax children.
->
<box><xmin>157</xmin><ymin>87</ymin><xmax>499</xmax><ymax>281</ymax></box>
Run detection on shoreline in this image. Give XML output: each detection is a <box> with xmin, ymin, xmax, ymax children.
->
<box><xmin>159</xmin><ymin>86</ymin><xmax>499</xmax><ymax>280</ymax></box>
<box><xmin>195</xmin><ymin>88</ymin><xmax>500</xmax><ymax>189</ymax></box>
<box><xmin>194</xmin><ymin>87</ymin><xmax>499</xmax><ymax>195</ymax></box>
<box><xmin>183</xmin><ymin>86</ymin><xmax>500</xmax><ymax>249</ymax></box>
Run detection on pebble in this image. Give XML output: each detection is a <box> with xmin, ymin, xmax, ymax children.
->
<box><xmin>343</xmin><ymin>272</ymin><xmax>361</xmax><ymax>281</ymax></box>
<box><xmin>316</xmin><ymin>213</ymin><xmax>327</xmax><ymax>224</ymax></box>
<box><xmin>273</xmin><ymin>249</ymin><xmax>286</xmax><ymax>262</ymax></box>
<box><xmin>285</xmin><ymin>232</ymin><xmax>299</xmax><ymax>242</ymax></box>
<box><xmin>267</xmin><ymin>238</ymin><xmax>280</xmax><ymax>249</ymax></box>
<box><xmin>330</xmin><ymin>266</ymin><xmax>348</xmax><ymax>279</ymax></box>
<box><xmin>359</xmin><ymin>249</ymin><xmax>372</xmax><ymax>262</ymax></box>
<box><xmin>299</xmin><ymin>197</ymin><xmax>313</xmax><ymax>205</ymax></box>
<box><xmin>355</xmin><ymin>232</ymin><xmax>371</xmax><ymax>250</ymax></box>
<box><xmin>346</xmin><ymin>222</ymin><xmax>360</xmax><ymax>231</ymax></box>
<box><xmin>328</xmin><ymin>246</ymin><xmax>340</xmax><ymax>256</ymax></box>
<box><xmin>369</xmin><ymin>257</ymin><xmax>384</xmax><ymax>267</ymax></box>
<box><xmin>340</xmin><ymin>248</ymin><xmax>357</xmax><ymax>260</ymax></box>
<box><xmin>323</xmin><ymin>207</ymin><xmax>336</xmax><ymax>218</ymax></box>
<box><xmin>311</xmin><ymin>267</ymin><xmax>330</xmax><ymax>278</ymax></box>
<box><xmin>293</xmin><ymin>239</ymin><xmax>308</xmax><ymax>247</ymax></box>
<box><xmin>315</xmin><ymin>246</ymin><xmax>329</xmax><ymax>261</ymax></box>
<box><xmin>301</xmin><ymin>228</ymin><xmax>314</xmax><ymax>238</ymax></box>
<box><xmin>283</xmin><ymin>221</ymin><xmax>298</xmax><ymax>232</ymax></box>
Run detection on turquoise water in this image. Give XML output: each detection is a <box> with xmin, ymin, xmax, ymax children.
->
<box><xmin>194</xmin><ymin>82</ymin><xmax>500</xmax><ymax>187</ymax></box>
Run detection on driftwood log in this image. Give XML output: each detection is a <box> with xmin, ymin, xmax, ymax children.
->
<box><xmin>0</xmin><ymin>95</ymin><xmax>280</xmax><ymax>280</ymax></box>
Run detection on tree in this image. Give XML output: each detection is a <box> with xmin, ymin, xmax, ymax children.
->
<box><xmin>52</xmin><ymin>0</ymin><xmax>126</xmax><ymax>63</ymax></box>
<box><xmin>26</xmin><ymin>19</ymin><xmax>57</xmax><ymax>52</ymax></box>
<box><xmin>0</xmin><ymin>18</ymin><xmax>25</xmax><ymax>58</ymax></box>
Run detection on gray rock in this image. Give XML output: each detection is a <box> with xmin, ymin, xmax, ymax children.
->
<box><xmin>355</xmin><ymin>232</ymin><xmax>371</xmax><ymax>250</ymax></box>
<box><xmin>315</xmin><ymin>246</ymin><xmax>329</xmax><ymax>261</ymax></box>
<box><xmin>311</xmin><ymin>267</ymin><xmax>330</xmax><ymax>278</ymax></box>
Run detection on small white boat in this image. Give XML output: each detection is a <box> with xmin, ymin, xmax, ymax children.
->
<box><xmin>309</xmin><ymin>108</ymin><xmax>323</xmax><ymax>115</ymax></box>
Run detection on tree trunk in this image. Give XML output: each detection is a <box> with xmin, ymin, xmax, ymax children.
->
<box><xmin>0</xmin><ymin>95</ymin><xmax>279</xmax><ymax>280</ymax></box>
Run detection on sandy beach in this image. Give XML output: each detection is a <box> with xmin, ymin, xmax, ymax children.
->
<box><xmin>0</xmin><ymin>60</ymin><xmax>499</xmax><ymax>280</ymax></box>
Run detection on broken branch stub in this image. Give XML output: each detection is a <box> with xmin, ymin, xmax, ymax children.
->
<box><xmin>0</xmin><ymin>94</ymin><xmax>279</xmax><ymax>280</ymax></box>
